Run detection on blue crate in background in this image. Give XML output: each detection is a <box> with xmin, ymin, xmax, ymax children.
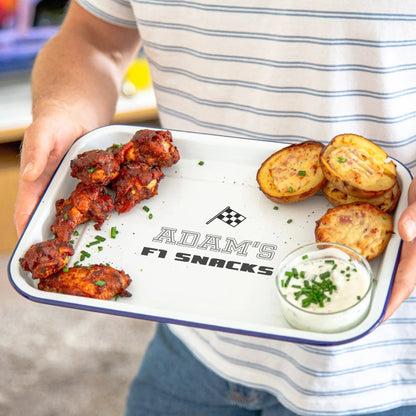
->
<box><xmin>0</xmin><ymin>26</ymin><xmax>58</xmax><ymax>72</ymax></box>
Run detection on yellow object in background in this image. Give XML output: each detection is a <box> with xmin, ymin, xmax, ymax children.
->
<box><xmin>122</xmin><ymin>56</ymin><xmax>152</xmax><ymax>97</ymax></box>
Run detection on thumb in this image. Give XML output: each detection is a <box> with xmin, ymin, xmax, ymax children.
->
<box><xmin>14</xmin><ymin>116</ymin><xmax>72</xmax><ymax>236</ymax></box>
<box><xmin>20</xmin><ymin>122</ymin><xmax>52</xmax><ymax>182</ymax></box>
<box><xmin>14</xmin><ymin>107</ymin><xmax>87</xmax><ymax>236</ymax></box>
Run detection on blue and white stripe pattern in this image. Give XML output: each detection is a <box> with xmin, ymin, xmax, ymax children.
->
<box><xmin>78</xmin><ymin>1</ymin><xmax>416</xmax><ymax>414</ymax></box>
<box><xmin>77</xmin><ymin>0</ymin><xmax>137</xmax><ymax>27</ymax></box>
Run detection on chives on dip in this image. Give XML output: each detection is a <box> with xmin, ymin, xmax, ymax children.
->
<box><xmin>276</xmin><ymin>242</ymin><xmax>374</xmax><ymax>333</ymax></box>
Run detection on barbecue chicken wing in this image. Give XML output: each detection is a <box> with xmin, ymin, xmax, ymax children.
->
<box><xmin>37</xmin><ymin>264</ymin><xmax>131</xmax><ymax>300</ymax></box>
<box><xmin>51</xmin><ymin>182</ymin><xmax>114</xmax><ymax>242</ymax></box>
<box><xmin>20</xmin><ymin>239</ymin><xmax>74</xmax><ymax>279</ymax></box>
<box><xmin>111</xmin><ymin>162</ymin><xmax>164</xmax><ymax>213</ymax></box>
<box><xmin>109</xmin><ymin>129</ymin><xmax>180</xmax><ymax>167</ymax></box>
<box><xmin>70</xmin><ymin>149</ymin><xmax>120</xmax><ymax>185</ymax></box>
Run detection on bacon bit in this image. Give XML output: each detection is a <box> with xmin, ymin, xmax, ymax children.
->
<box><xmin>339</xmin><ymin>215</ymin><xmax>353</xmax><ymax>224</ymax></box>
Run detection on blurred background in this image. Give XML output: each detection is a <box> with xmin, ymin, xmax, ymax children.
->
<box><xmin>0</xmin><ymin>1</ymin><xmax>160</xmax><ymax>415</ymax></box>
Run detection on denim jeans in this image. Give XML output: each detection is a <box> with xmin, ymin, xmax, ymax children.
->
<box><xmin>125</xmin><ymin>323</ymin><xmax>416</xmax><ymax>416</ymax></box>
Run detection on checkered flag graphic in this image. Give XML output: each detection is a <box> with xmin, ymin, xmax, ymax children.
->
<box><xmin>206</xmin><ymin>206</ymin><xmax>246</xmax><ymax>227</ymax></box>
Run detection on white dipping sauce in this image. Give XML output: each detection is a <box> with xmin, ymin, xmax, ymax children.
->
<box><xmin>276</xmin><ymin>244</ymin><xmax>373</xmax><ymax>333</ymax></box>
<box><xmin>280</xmin><ymin>258</ymin><xmax>370</xmax><ymax>313</ymax></box>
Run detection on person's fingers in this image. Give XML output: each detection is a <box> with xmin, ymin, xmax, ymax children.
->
<box><xmin>13</xmin><ymin>114</ymin><xmax>85</xmax><ymax>236</ymax></box>
<box><xmin>397</xmin><ymin>178</ymin><xmax>416</xmax><ymax>242</ymax></box>
<box><xmin>13</xmin><ymin>121</ymin><xmax>56</xmax><ymax>236</ymax></box>
<box><xmin>383</xmin><ymin>240</ymin><xmax>416</xmax><ymax>321</ymax></box>
<box><xmin>14</xmin><ymin>172</ymin><xmax>53</xmax><ymax>236</ymax></box>
<box><xmin>384</xmin><ymin>178</ymin><xmax>416</xmax><ymax>321</ymax></box>
<box><xmin>19</xmin><ymin>121</ymin><xmax>54</xmax><ymax>182</ymax></box>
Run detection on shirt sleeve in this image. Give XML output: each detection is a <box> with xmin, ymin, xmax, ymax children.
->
<box><xmin>75</xmin><ymin>0</ymin><xmax>137</xmax><ymax>28</ymax></box>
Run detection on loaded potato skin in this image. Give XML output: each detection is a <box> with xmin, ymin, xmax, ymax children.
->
<box><xmin>320</xmin><ymin>134</ymin><xmax>397</xmax><ymax>199</ymax></box>
<box><xmin>323</xmin><ymin>180</ymin><xmax>401</xmax><ymax>213</ymax></box>
<box><xmin>257</xmin><ymin>141</ymin><xmax>326</xmax><ymax>204</ymax></box>
<box><xmin>315</xmin><ymin>202</ymin><xmax>394</xmax><ymax>261</ymax></box>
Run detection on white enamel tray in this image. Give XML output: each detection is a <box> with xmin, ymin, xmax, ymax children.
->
<box><xmin>8</xmin><ymin>125</ymin><xmax>412</xmax><ymax>345</ymax></box>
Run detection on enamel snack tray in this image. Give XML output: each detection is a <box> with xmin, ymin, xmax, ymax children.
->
<box><xmin>8</xmin><ymin>125</ymin><xmax>411</xmax><ymax>345</ymax></box>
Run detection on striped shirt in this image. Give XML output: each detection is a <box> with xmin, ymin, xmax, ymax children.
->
<box><xmin>77</xmin><ymin>1</ymin><xmax>416</xmax><ymax>414</ymax></box>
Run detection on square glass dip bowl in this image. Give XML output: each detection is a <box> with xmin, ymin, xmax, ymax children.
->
<box><xmin>276</xmin><ymin>242</ymin><xmax>374</xmax><ymax>333</ymax></box>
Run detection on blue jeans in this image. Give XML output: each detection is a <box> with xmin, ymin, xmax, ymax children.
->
<box><xmin>126</xmin><ymin>323</ymin><xmax>415</xmax><ymax>416</ymax></box>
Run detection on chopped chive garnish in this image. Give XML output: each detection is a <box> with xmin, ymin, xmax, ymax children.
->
<box><xmin>86</xmin><ymin>235</ymin><xmax>106</xmax><ymax>247</ymax></box>
<box><xmin>283</xmin><ymin>258</ymin><xmax>339</xmax><ymax>308</ymax></box>
<box><xmin>74</xmin><ymin>230</ymin><xmax>79</xmax><ymax>236</ymax></box>
<box><xmin>287</xmin><ymin>219</ymin><xmax>293</xmax><ymax>224</ymax></box>
<box><xmin>273</xmin><ymin>206</ymin><xmax>279</xmax><ymax>210</ymax></box>
<box><xmin>88</xmin><ymin>167</ymin><xmax>95</xmax><ymax>173</ymax></box>
<box><xmin>64</xmin><ymin>214</ymin><xmax>68</xmax><ymax>220</ymax></box>
<box><xmin>198</xmin><ymin>161</ymin><xmax>204</xmax><ymax>166</ymax></box>
<box><xmin>302</xmin><ymin>254</ymin><xmax>308</xmax><ymax>260</ymax></box>
<box><xmin>148</xmin><ymin>213</ymin><xmax>153</xmax><ymax>219</ymax></box>
<box><xmin>98</xmin><ymin>246</ymin><xmax>103</xmax><ymax>251</ymax></box>
<box><xmin>289</xmin><ymin>186</ymin><xmax>293</xmax><ymax>193</ymax></box>
<box><xmin>86</xmin><ymin>240</ymin><xmax>100</xmax><ymax>247</ymax></box>
<box><xmin>94</xmin><ymin>280</ymin><xmax>106</xmax><ymax>287</ymax></box>
<box><xmin>62</xmin><ymin>267</ymin><xmax>69</xmax><ymax>272</ymax></box>
<box><xmin>80</xmin><ymin>250</ymin><xmax>90</xmax><ymax>258</ymax></box>
<box><xmin>112</xmin><ymin>143</ymin><xmax>122</xmax><ymax>148</ymax></box>
<box><xmin>110</xmin><ymin>226</ymin><xmax>118</xmax><ymax>239</ymax></box>
<box><xmin>143</xmin><ymin>206</ymin><xmax>150</xmax><ymax>212</ymax></box>
<box><xmin>337</xmin><ymin>157</ymin><xmax>346</xmax><ymax>163</ymax></box>
<box><xmin>298</xmin><ymin>170</ymin><xmax>306</xmax><ymax>176</ymax></box>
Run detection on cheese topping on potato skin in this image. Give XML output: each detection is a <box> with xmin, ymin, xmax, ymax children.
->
<box><xmin>270</xmin><ymin>147</ymin><xmax>322</xmax><ymax>194</ymax></box>
<box><xmin>323</xmin><ymin>180</ymin><xmax>401</xmax><ymax>213</ymax></box>
<box><xmin>320</xmin><ymin>134</ymin><xmax>397</xmax><ymax>198</ymax></box>
<box><xmin>257</xmin><ymin>141</ymin><xmax>326</xmax><ymax>204</ymax></box>
<box><xmin>315</xmin><ymin>202</ymin><xmax>394</xmax><ymax>261</ymax></box>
